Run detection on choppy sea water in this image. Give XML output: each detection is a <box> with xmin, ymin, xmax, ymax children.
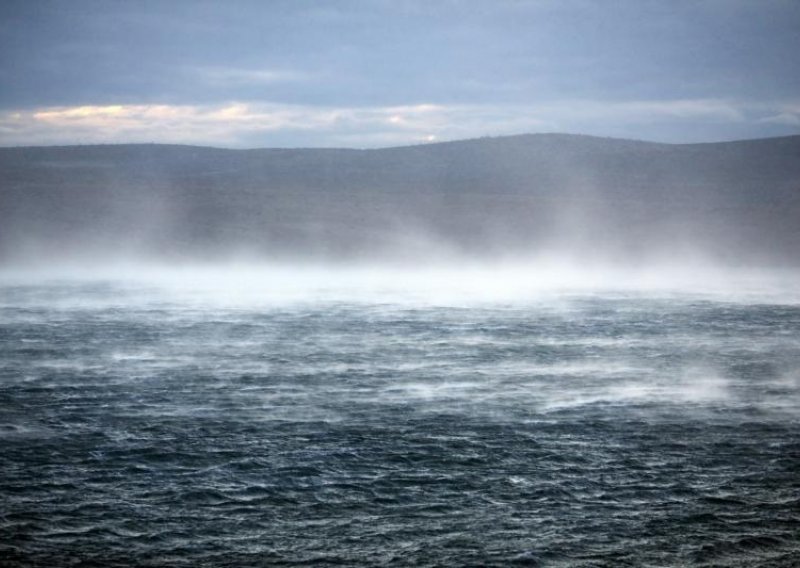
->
<box><xmin>1</xmin><ymin>268</ymin><xmax>799</xmax><ymax>566</ymax></box>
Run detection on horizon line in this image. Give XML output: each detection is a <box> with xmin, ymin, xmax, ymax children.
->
<box><xmin>2</xmin><ymin>131</ymin><xmax>799</xmax><ymax>153</ymax></box>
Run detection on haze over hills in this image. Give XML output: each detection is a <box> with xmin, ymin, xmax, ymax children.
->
<box><xmin>1</xmin><ymin>133</ymin><xmax>799</xmax><ymax>267</ymax></box>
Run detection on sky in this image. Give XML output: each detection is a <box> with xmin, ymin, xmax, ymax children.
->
<box><xmin>0</xmin><ymin>0</ymin><xmax>798</xmax><ymax>148</ymax></box>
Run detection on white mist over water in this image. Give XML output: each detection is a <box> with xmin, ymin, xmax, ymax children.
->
<box><xmin>2</xmin><ymin>259</ymin><xmax>799</xmax><ymax>307</ymax></box>
<box><xmin>2</xmin><ymin>258</ymin><xmax>798</xmax><ymax>420</ymax></box>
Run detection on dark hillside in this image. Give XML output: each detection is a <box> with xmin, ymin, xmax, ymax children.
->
<box><xmin>1</xmin><ymin>134</ymin><xmax>798</xmax><ymax>264</ymax></box>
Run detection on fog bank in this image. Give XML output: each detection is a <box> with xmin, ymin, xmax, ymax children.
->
<box><xmin>3</xmin><ymin>260</ymin><xmax>799</xmax><ymax>307</ymax></box>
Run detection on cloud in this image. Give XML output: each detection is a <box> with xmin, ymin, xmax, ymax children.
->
<box><xmin>0</xmin><ymin>98</ymin><xmax>797</xmax><ymax>148</ymax></box>
<box><xmin>190</xmin><ymin>66</ymin><xmax>310</xmax><ymax>87</ymax></box>
<box><xmin>757</xmin><ymin>101</ymin><xmax>800</xmax><ymax>127</ymax></box>
<box><xmin>3</xmin><ymin>1</ymin><xmax>800</xmax><ymax>114</ymax></box>
<box><xmin>0</xmin><ymin>102</ymin><xmax>444</xmax><ymax>147</ymax></box>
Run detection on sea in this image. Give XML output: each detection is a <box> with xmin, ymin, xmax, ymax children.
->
<box><xmin>1</xmin><ymin>264</ymin><xmax>799</xmax><ymax>566</ymax></box>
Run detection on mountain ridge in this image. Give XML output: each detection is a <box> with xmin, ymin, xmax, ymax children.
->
<box><xmin>1</xmin><ymin>133</ymin><xmax>798</xmax><ymax>266</ymax></box>
<box><xmin>3</xmin><ymin>132</ymin><xmax>800</xmax><ymax>152</ymax></box>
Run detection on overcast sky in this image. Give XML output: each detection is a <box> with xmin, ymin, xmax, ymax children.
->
<box><xmin>1</xmin><ymin>0</ymin><xmax>798</xmax><ymax>147</ymax></box>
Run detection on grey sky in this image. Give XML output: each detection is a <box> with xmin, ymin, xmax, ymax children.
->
<box><xmin>1</xmin><ymin>0</ymin><xmax>798</xmax><ymax>147</ymax></box>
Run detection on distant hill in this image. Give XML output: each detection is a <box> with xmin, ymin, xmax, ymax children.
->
<box><xmin>1</xmin><ymin>133</ymin><xmax>799</xmax><ymax>265</ymax></box>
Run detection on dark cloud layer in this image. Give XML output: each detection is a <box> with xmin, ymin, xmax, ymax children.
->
<box><xmin>0</xmin><ymin>0</ymin><xmax>798</xmax><ymax>146</ymax></box>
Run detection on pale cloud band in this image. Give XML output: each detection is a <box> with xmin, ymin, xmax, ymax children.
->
<box><xmin>1</xmin><ymin>99</ymin><xmax>798</xmax><ymax>148</ymax></box>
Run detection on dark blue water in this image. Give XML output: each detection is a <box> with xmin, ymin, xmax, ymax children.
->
<box><xmin>1</xmin><ymin>275</ymin><xmax>799</xmax><ymax>566</ymax></box>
